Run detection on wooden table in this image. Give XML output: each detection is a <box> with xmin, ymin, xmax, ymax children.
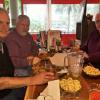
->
<box><xmin>24</xmin><ymin>74</ymin><xmax>100</xmax><ymax>100</ymax></box>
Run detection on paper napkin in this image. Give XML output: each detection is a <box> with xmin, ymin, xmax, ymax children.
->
<box><xmin>37</xmin><ymin>80</ymin><xmax>60</xmax><ymax>100</ymax></box>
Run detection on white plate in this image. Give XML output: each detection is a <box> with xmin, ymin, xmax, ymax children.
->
<box><xmin>57</xmin><ymin>69</ymin><xmax>68</xmax><ymax>74</ymax></box>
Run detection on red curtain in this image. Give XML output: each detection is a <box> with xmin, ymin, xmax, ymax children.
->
<box><xmin>22</xmin><ymin>0</ymin><xmax>100</xmax><ymax>4</ymax></box>
<box><xmin>0</xmin><ymin>0</ymin><xmax>3</xmax><ymax>3</ymax></box>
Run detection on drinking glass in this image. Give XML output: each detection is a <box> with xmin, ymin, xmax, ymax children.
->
<box><xmin>65</xmin><ymin>53</ymin><xmax>84</xmax><ymax>99</ymax></box>
<box><xmin>67</xmin><ymin>52</ymin><xmax>84</xmax><ymax>78</ymax></box>
<box><xmin>44</xmin><ymin>59</ymin><xmax>57</xmax><ymax>79</ymax></box>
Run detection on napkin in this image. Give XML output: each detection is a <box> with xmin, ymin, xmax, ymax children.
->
<box><xmin>89</xmin><ymin>90</ymin><xmax>100</xmax><ymax>100</ymax></box>
<box><xmin>37</xmin><ymin>80</ymin><xmax>60</xmax><ymax>100</ymax></box>
<box><xmin>49</xmin><ymin>53</ymin><xmax>68</xmax><ymax>67</ymax></box>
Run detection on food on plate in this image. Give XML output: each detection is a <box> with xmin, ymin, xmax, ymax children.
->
<box><xmin>32</xmin><ymin>65</ymin><xmax>45</xmax><ymax>74</ymax></box>
<box><xmin>83</xmin><ymin>65</ymin><xmax>100</xmax><ymax>76</ymax></box>
<box><xmin>60</xmin><ymin>77</ymin><xmax>81</xmax><ymax>93</ymax></box>
<box><xmin>32</xmin><ymin>61</ymin><xmax>46</xmax><ymax>74</ymax></box>
<box><xmin>38</xmin><ymin>52</ymin><xmax>48</xmax><ymax>60</ymax></box>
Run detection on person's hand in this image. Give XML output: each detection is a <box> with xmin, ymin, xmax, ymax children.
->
<box><xmin>32</xmin><ymin>57</ymin><xmax>41</xmax><ymax>65</ymax></box>
<box><xmin>82</xmin><ymin>52</ymin><xmax>90</xmax><ymax>64</ymax></box>
<box><xmin>83</xmin><ymin>52</ymin><xmax>89</xmax><ymax>59</ymax></box>
<box><xmin>30</xmin><ymin>72</ymin><xmax>55</xmax><ymax>85</ymax></box>
<box><xmin>27</xmin><ymin>55</ymin><xmax>34</xmax><ymax>65</ymax></box>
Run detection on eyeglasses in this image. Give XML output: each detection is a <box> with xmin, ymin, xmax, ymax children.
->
<box><xmin>95</xmin><ymin>20</ymin><xmax>100</xmax><ymax>23</ymax></box>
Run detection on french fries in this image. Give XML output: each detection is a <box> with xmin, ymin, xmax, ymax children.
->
<box><xmin>83</xmin><ymin>65</ymin><xmax>100</xmax><ymax>76</ymax></box>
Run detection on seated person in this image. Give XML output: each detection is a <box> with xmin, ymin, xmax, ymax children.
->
<box><xmin>0</xmin><ymin>8</ymin><xmax>54</xmax><ymax>100</ymax></box>
<box><xmin>81</xmin><ymin>13</ymin><xmax>100</xmax><ymax>69</ymax></box>
<box><xmin>5</xmin><ymin>15</ymin><xmax>39</xmax><ymax>77</ymax></box>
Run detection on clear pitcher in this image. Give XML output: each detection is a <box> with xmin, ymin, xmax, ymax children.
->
<box><xmin>67</xmin><ymin>52</ymin><xmax>84</xmax><ymax>78</ymax></box>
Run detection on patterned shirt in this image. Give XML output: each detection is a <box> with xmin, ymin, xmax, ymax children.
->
<box><xmin>5</xmin><ymin>29</ymin><xmax>39</xmax><ymax>68</ymax></box>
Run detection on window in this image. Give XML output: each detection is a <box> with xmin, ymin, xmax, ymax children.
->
<box><xmin>51</xmin><ymin>4</ymin><xmax>99</xmax><ymax>33</ymax></box>
<box><xmin>3</xmin><ymin>0</ymin><xmax>22</xmax><ymax>27</ymax></box>
<box><xmin>23</xmin><ymin>4</ymin><xmax>47</xmax><ymax>32</ymax></box>
<box><xmin>23</xmin><ymin>4</ymin><xmax>100</xmax><ymax>34</ymax></box>
<box><xmin>87</xmin><ymin>4</ymin><xmax>99</xmax><ymax>20</ymax></box>
<box><xmin>51</xmin><ymin>4</ymin><xmax>83</xmax><ymax>33</ymax></box>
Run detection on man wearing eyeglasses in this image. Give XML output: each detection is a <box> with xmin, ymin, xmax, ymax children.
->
<box><xmin>81</xmin><ymin>13</ymin><xmax>100</xmax><ymax>69</ymax></box>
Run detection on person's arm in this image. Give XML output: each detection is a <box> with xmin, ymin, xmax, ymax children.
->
<box><xmin>0</xmin><ymin>72</ymin><xmax>54</xmax><ymax>90</ymax></box>
<box><xmin>0</xmin><ymin>77</ymin><xmax>30</xmax><ymax>90</ymax></box>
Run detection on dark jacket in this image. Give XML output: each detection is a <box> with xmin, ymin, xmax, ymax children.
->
<box><xmin>81</xmin><ymin>29</ymin><xmax>100</xmax><ymax>69</ymax></box>
<box><xmin>0</xmin><ymin>42</ymin><xmax>14</xmax><ymax>98</ymax></box>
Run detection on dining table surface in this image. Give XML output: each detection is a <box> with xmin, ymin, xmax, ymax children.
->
<box><xmin>24</xmin><ymin>52</ymin><xmax>100</xmax><ymax>100</ymax></box>
<box><xmin>24</xmin><ymin>72</ymin><xmax>100</xmax><ymax>100</ymax></box>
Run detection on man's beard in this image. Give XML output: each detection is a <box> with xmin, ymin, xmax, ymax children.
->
<box><xmin>19</xmin><ymin>31</ymin><xmax>28</xmax><ymax>36</ymax></box>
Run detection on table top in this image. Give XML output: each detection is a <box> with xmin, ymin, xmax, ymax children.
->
<box><xmin>24</xmin><ymin>73</ymin><xmax>100</xmax><ymax>100</ymax></box>
<box><xmin>25</xmin><ymin>52</ymin><xmax>100</xmax><ymax>100</ymax></box>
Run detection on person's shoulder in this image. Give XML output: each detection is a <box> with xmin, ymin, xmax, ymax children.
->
<box><xmin>27</xmin><ymin>33</ymin><xmax>33</xmax><ymax>38</ymax></box>
<box><xmin>91</xmin><ymin>29</ymin><xmax>97</xmax><ymax>33</ymax></box>
<box><xmin>89</xmin><ymin>29</ymin><xmax>99</xmax><ymax>37</ymax></box>
<box><xmin>27</xmin><ymin>32</ymin><xmax>32</xmax><ymax>36</ymax></box>
<box><xmin>93</xmin><ymin>29</ymin><xmax>99</xmax><ymax>34</ymax></box>
<box><xmin>8</xmin><ymin>28</ymin><xmax>16</xmax><ymax>35</ymax></box>
<box><xmin>6</xmin><ymin>29</ymin><xmax>18</xmax><ymax>40</ymax></box>
<box><xmin>87</xmin><ymin>30</ymin><xmax>96</xmax><ymax>38</ymax></box>
<box><xmin>7</xmin><ymin>33</ymin><xmax>15</xmax><ymax>39</ymax></box>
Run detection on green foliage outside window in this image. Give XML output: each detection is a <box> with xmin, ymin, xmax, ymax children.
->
<box><xmin>3</xmin><ymin>0</ymin><xmax>9</xmax><ymax>11</ymax></box>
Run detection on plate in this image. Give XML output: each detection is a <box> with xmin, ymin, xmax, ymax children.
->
<box><xmin>83</xmin><ymin>65</ymin><xmax>100</xmax><ymax>78</ymax></box>
<box><xmin>57</xmin><ymin>69</ymin><xmax>68</xmax><ymax>74</ymax></box>
<box><xmin>60</xmin><ymin>77</ymin><xmax>81</xmax><ymax>93</ymax></box>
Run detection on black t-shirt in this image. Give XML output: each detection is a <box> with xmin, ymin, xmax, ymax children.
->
<box><xmin>0</xmin><ymin>42</ymin><xmax>14</xmax><ymax>98</ymax></box>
